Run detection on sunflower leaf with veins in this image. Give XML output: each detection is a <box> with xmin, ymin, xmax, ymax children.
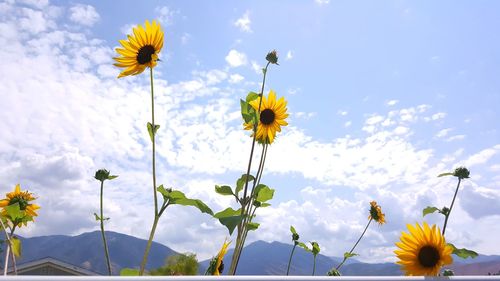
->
<box><xmin>448</xmin><ymin>243</ymin><xmax>478</xmax><ymax>259</ymax></box>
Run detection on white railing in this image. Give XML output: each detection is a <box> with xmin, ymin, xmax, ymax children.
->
<box><xmin>1</xmin><ymin>276</ymin><xmax>500</xmax><ymax>281</ymax></box>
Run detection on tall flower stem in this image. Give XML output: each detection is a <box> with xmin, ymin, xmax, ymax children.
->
<box><xmin>139</xmin><ymin>67</ymin><xmax>159</xmax><ymax>275</ymax></box>
<box><xmin>229</xmin><ymin>62</ymin><xmax>271</xmax><ymax>275</ymax></box>
<box><xmin>336</xmin><ymin>219</ymin><xmax>372</xmax><ymax>270</ymax></box>
<box><xmin>312</xmin><ymin>255</ymin><xmax>317</xmax><ymax>276</ymax></box>
<box><xmin>99</xmin><ymin>180</ymin><xmax>112</xmax><ymax>275</ymax></box>
<box><xmin>286</xmin><ymin>243</ymin><xmax>297</xmax><ymax>275</ymax></box>
<box><xmin>442</xmin><ymin>178</ymin><xmax>461</xmax><ymax>236</ymax></box>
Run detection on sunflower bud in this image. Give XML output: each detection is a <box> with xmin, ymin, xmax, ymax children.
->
<box><xmin>94</xmin><ymin>169</ymin><xmax>118</xmax><ymax>182</ymax></box>
<box><xmin>453</xmin><ymin>167</ymin><xmax>470</xmax><ymax>179</ymax></box>
<box><xmin>441</xmin><ymin>206</ymin><xmax>450</xmax><ymax>216</ymax></box>
<box><xmin>94</xmin><ymin>169</ymin><xmax>110</xmax><ymax>182</ymax></box>
<box><xmin>292</xmin><ymin>233</ymin><xmax>299</xmax><ymax>242</ymax></box>
<box><xmin>327</xmin><ymin>268</ymin><xmax>341</xmax><ymax>276</ymax></box>
<box><xmin>266</xmin><ymin>50</ymin><xmax>279</xmax><ymax>65</ymax></box>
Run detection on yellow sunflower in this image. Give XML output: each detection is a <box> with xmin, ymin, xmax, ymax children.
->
<box><xmin>395</xmin><ymin>222</ymin><xmax>453</xmax><ymax>276</ymax></box>
<box><xmin>214</xmin><ymin>240</ymin><xmax>231</xmax><ymax>275</ymax></box>
<box><xmin>0</xmin><ymin>184</ymin><xmax>40</xmax><ymax>226</ymax></box>
<box><xmin>244</xmin><ymin>90</ymin><xmax>289</xmax><ymax>144</ymax></box>
<box><xmin>113</xmin><ymin>20</ymin><xmax>164</xmax><ymax>78</ymax></box>
<box><xmin>368</xmin><ymin>201</ymin><xmax>386</xmax><ymax>225</ymax></box>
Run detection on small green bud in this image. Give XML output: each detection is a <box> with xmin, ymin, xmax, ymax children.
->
<box><xmin>443</xmin><ymin>269</ymin><xmax>454</xmax><ymax>276</ymax></box>
<box><xmin>441</xmin><ymin>206</ymin><xmax>450</xmax><ymax>216</ymax></box>
<box><xmin>94</xmin><ymin>169</ymin><xmax>118</xmax><ymax>182</ymax></box>
<box><xmin>95</xmin><ymin>169</ymin><xmax>110</xmax><ymax>182</ymax></box>
<box><xmin>265</xmin><ymin>50</ymin><xmax>279</xmax><ymax>65</ymax></box>
<box><xmin>453</xmin><ymin>167</ymin><xmax>470</xmax><ymax>179</ymax></box>
<box><xmin>292</xmin><ymin>233</ymin><xmax>299</xmax><ymax>241</ymax></box>
<box><xmin>327</xmin><ymin>268</ymin><xmax>341</xmax><ymax>276</ymax></box>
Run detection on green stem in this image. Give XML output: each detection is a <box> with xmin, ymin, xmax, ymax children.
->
<box><xmin>99</xmin><ymin>180</ymin><xmax>112</xmax><ymax>275</ymax></box>
<box><xmin>139</xmin><ymin>215</ymin><xmax>160</xmax><ymax>275</ymax></box>
<box><xmin>312</xmin><ymin>255</ymin><xmax>316</xmax><ymax>276</ymax></box>
<box><xmin>286</xmin><ymin>244</ymin><xmax>297</xmax><ymax>275</ymax></box>
<box><xmin>1</xmin><ymin>220</ymin><xmax>10</xmax><ymax>276</ymax></box>
<box><xmin>442</xmin><ymin>178</ymin><xmax>461</xmax><ymax>236</ymax></box>
<box><xmin>336</xmin><ymin>219</ymin><xmax>372</xmax><ymax>270</ymax></box>
<box><xmin>139</xmin><ymin>67</ymin><xmax>159</xmax><ymax>276</ymax></box>
<box><xmin>229</xmin><ymin>61</ymin><xmax>271</xmax><ymax>275</ymax></box>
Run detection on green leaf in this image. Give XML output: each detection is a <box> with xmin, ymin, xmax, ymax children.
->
<box><xmin>297</xmin><ymin>242</ymin><xmax>311</xmax><ymax>252</ymax></box>
<box><xmin>423</xmin><ymin>206</ymin><xmax>440</xmax><ymax>217</ymax></box>
<box><xmin>215</xmin><ymin>185</ymin><xmax>234</xmax><ymax>196</ymax></box>
<box><xmin>147</xmin><ymin>122</ymin><xmax>160</xmax><ymax>142</ymax></box>
<box><xmin>240</xmin><ymin>99</ymin><xmax>257</xmax><ymax>124</ymax></box>
<box><xmin>344</xmin><ymin>252</ymin><xmax>358</xmax><ymax>259</ymax></box>
<box><xmin>157</xmin><ymin>185</ymin><xmax>171</xmax><ymax>198</ymax></box>
<box><xmin>214</xmin><ymin>208</ymin><xmax>244</xmax><ymax>235</ymax></box>
<box><xmin>448</xmin><ymin>243</ymin><xmax>478</xmax><ymax>259</ymax></box>
<box><xmin>5</xmin><ymin>203</ymin><xmax>24</xmax><ymax>220</ymax></box>
<box><xmin>120</xmin><ymin>268</ymin><xmax>140</xmax><ymax>276</ymax></box>
<box><xmin>259</xmin><ymin>202</ymin><xmax>271</xmax><ymax>207</ymax></box>
<box><xmin>236</xmin><ymin>174</ymin><xmax>255</xmax><ymax>194</ymax></box>
<box><xmin>108</xmin><ymin>175</ymin><xmax>118</xmax><ymax>180</ymax></box>
<box><xmin>254</xmin><ymin>184</ymin><xmax>275</xmax><ymax>203</ymax></box>
<box><xmin>247</xmin><ymin>222</ymin><xmax>260</xmax><ymax>231</ymax></box>
<box><xmin>94</xmin><ymin>213</ymin><xmax>101</xmax><ymax>221</ymax></box>
<box><xmin>290</xmin><ymin>225</ymin><xmax>298</xmax><ymax>235</ymax></box>
<box><xmin>438</xmin><ymin>172</ymin><xmax>454</xmax><ymax>177</ymax></box>
<box><xmin>11</xmin><ymin>237</ymin><xmax>21</xmax><ymax>257</ymax></box>
<box><xmin>246</xmin><ymin>92</ymin><xmax>260</xmax><ymax>102</ymax></box>
<box><xmin>169</xmin><ymin>191</ymin><xmax>213</xmax><ymax>215</ymax></box>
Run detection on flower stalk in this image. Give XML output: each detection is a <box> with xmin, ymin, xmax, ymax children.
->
<box><xmin>228</xmin><ymin>61</ymin><xmax>271</xmax><ymax>275</ymax></box>
<box><xmin>442</xmin><ymin>178</ymin><xmax>461</xmax><ymax>236</ymax></box>
<box><xmin>139</xmin><ymin>67</ymin><xmax>159</xmax><ymax>276</ymax></box>
<box><xmin>336</xmin><ymin>219</ymin><xmax>372</xmax><ymax>270</ymax></box>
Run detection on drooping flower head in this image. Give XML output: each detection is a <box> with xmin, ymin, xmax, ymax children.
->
<box><xmin>205</xmin><ymin>239</ymin><xmax>231</xmax><ymax>275</ymax></box>
<box><xmin>368</xmin><ymin>201</ymin><xmax>386</xmax><ymax>225</ymax></box>
<box><xmin>394</xmin><ymin>222</ymin><xmax>453</xmax><ymax>276</ymax></box>
<box><xmin>113</xmin><ymin>20</ymin><xmax>164</xmax><ymax>78</ymax></box>
<box><xmin>244</xmin><ymin>90</ymin><xmax>289</xmax><ymax>144</ymax></box>
<box><xmin>0</xmin><ymin>184</ymin><xmax>40</xmax><ymax>227</ymax></box>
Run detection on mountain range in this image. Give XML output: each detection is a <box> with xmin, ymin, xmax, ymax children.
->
<box><xmin>1</xmin><ymin>231</ymin><xmax>499</xmax><ymax>276</ymax></box>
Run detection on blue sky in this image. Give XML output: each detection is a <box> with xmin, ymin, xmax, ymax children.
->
<box><xmin>1</xmin><ymin>0</ymin><xmax>500</xmax><ymax>265</ymax></box>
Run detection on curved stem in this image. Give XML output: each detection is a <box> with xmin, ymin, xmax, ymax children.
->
<box><xmin>140</xmin><ymin>67</ymin><xmax>159</xmax><ymax>276</ymax></box>
<box><xmin>139</xmin><ymin>215</ymin><xmax>159</xmax><ymax>275</ymax></box>
<box><xmin>442</xmin><ymin>178</ymin><xmax>461</xmax><ymax>236</ymax></box>
<box><xmin>99</xmin><ymin>181</ymin><xmax>112</xmax><ymax>275</ymax></box>
<box><xmin>336</xmin><ymin>219</ymin><xmax>372</xmax><ymax>270</ymax></box>
<box><xmin>286</xmin><ymin>244</ymin><xmax>297</xmax><ymax>275</ymax></box>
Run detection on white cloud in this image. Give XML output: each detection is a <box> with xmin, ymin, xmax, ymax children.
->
<box><xmin>446</xmin><ymin>134</ymin><xmax>466</xmax><ymax>142</ymax></box>
<box><xmin>436</xmin><ymin>128</ymin><xmax>453</xmax><ymax>138</ymax></box>
<box><xmin>251</xmin><ymin>61</ymin><xmax>262</xmax><ymax>74</ymax></box>
<box><xmin>315</xmin><ymin>0</ymin><xmax>330</xmax><ymax>5</ymax></box>
<box><xmin>234</xmin><ymin>10</ymin><xmax>252</xmax><ymax>33</ymax></box>
<box><xmin>181</xmin><ymin>33</ymin><xmax>191</xmax><ymax>45</ymax></box>
<box><xmin>228</xmin><ymin>73</ymin><xmax>244</xmax><ymax>84</ymax></box>
<box><xmin>225</xmin><ymin>49</ymin><xmax>248</xmax><ymax>67</ymax></box>
<box><xmin>386</xmin><ymin>100</ymin><xmax>398</xmax><ymax>106</ymax></box>
<box><xmin>424</xmin><ymin>112</ymin><xmax>446</xmax><ymax>122</ymax></box>
<box><xmin>155</xmin><ymin>6</ymin><xmax>177</xmax><ymax>25</ymax></box>
<box><xmin>120</xmin><ymin>23</ymin><xmax>135</xmax><ymax>36</ymax></box>
<box><xmin>344</xmin><ymin>121</ymin><xmax>352</xmax><ymax>127</ymax></box>
<box><xmin>69</xmin><ymin>4</ymin><xmax>99</xmax><ymax>27</ymax></box>
<box><xmin>295</xmin><ymin>112</ymin><xmax>316</xmax><ymax>120</ymax></box>
<box><xmin>286</xmin><ymin>50</ymin><xmax>293</xmax><ymax>60</ymax></box>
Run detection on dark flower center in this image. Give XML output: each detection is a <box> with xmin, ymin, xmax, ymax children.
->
<box><xmin>9</xmin><ymin>197</ymin><xmax>28</xmax><ymax>210</ymax></box>
<box><xmin>218</xmin><ymin>260</ymin><xmax>224</xmax><ymax>274</ymax></box>
<box><xmin>260</xmin><ymin>109</ymin><xmax>275</xmax><ymax>125</ymax></box>
<box><xmin>137</xmin><ymin>45</ymin><xmax>156</xmax><ymax>64</ymax></box>
<box><xmin>370</xmin><ymin>206</ymin><xmax>380</xmax><ymax>221</ymax></box>
<box><xmin>418</xmin><ymin>246</ymin><xmax>440</xmax><ymax>268</ymax></box>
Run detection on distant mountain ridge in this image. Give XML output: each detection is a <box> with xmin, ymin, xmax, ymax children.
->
<box><xmin>2</xmin><ymin>231</ymin><xmax>499</xmax><ymax>275</ymax></box>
